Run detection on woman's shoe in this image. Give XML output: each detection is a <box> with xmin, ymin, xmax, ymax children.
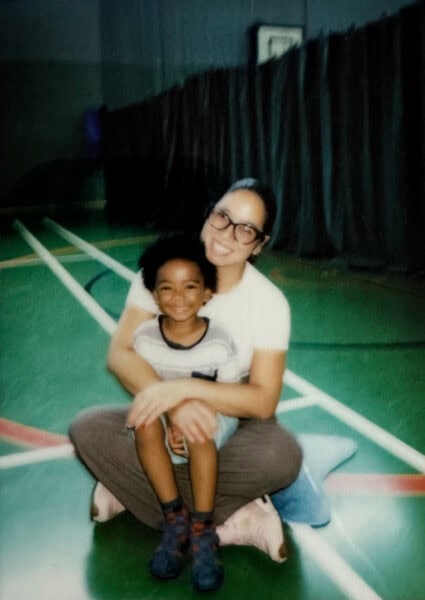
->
<box><xmin>217</xmin><ymin>495</ymin><xmax>287</xmax><ymax>563</ymax></box>
<box><xmin>90</xmin><ymin>482</ymin><xmax>125</xmax><ymax>522</ymax></box>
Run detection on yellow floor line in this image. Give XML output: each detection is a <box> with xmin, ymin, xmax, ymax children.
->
<box><xmin>0</xmin><ymin>234</ymin><xmax>158</xmax><ymax>269</ymax></box>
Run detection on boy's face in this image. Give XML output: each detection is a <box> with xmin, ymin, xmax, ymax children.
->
<box><xmin>153</xmin><ymin>259</ymin><xmax>212</xmax><ymax>322</ymax></box>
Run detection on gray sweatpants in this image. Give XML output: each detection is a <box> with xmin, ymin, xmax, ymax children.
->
<box><xmin>69</xmin><ymin>406</ymin><xmax>302</xmax><ymax>528</ymax></box>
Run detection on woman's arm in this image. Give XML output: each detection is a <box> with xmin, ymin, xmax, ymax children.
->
<box><xmin>126</xmin><ymin>349</ymin><xmax>286</xmax><ymax>432</ymax></box>
<box><xmin>107</xmin><ymin>305</ymin><xmax>160</xmax><ymax>395</ymax></box>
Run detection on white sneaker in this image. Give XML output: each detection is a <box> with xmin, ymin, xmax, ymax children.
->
<box><xmin>217</xmin><ymin>495</ymin><xmax>287</xmax><ymax>563</ymax></box>
<box><xmin>90</xmin><ymin>482</ymin><xmax>126</xmax><ymax>523</ymax></box>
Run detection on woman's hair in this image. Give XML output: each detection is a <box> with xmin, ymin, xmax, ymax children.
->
<box><xmin>225</xmin><ymin>178</ymin><xmax>277</xmax><ymax>236</ymax></box>
<box><xmin>138</xmin><ymin>232</ymin><xmax>217</xmax><ymax>292</ymax></box>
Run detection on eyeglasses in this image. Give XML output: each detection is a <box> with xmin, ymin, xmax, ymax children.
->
<box><xmin>207</xmin><ymin>209</ymin><xmax>265</xmax><ymax>245</ymax></box>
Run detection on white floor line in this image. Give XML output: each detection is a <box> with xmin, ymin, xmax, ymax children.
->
<box><xmin>43</xmin><ymin>217</ymin><xmax>137</xmax><ymax>282</ymax></box>
<box><xmin>0</xmin><ymin>444</ymin><xmax>75</xmax><ymax>469</ymax></box>
<box><xmin>289</xmin><ymin>523</ymin><xmax>383</xmax><ymax>600</ymax></box>
<box><xmin>275</xmin><ymin>395</ymin><xmax>319</xmax><ymax>413</ymax></box>
<box><xmin>13</xmin><ymin>220</ymin><xmax>117</xmax><ymax>336</ymax></box>
<box><xmin>285</xmin><ymin>370</ymin><xmax>425</xmax><ymax>474</ymax></box>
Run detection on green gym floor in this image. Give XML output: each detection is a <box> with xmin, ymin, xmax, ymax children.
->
<box><xmin>1</xmin><ymin>211</ymin><xmax>424</xmax><ymax>600</ymax></box>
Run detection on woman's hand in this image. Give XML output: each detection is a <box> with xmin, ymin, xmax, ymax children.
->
<box><xmin>126</xmin><ymin>379</ymin><xmax>186</xmax><ymax>430</ymax></box>
<box><xmin>168</xmin><ymin>401</ymin><xmax>218</xmax><ymax>444</ymax></box>
<box><xmin>126</xmin><ymin>379</ymin><xmax>218</xmax><ymax>443</ymax></box>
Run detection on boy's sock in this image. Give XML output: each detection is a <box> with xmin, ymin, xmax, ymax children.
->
<box><xmin>149</xmin><ymin>497</ymin><xmax>190</xmax><ymax>580</ymax></box>
<box><xmin>191</xmin><ymin>510</ymin><xmax>214</xmax><ymax>524</ymax></box>
<box><xmin>190</xmin><ymin>511</ymin><xmax>224</xmax><ymax>592</ymax></box>
<box><xmin>161</xmin><ymin>497</ymin><xmax>184</xmax><ymax>516</ymax></box>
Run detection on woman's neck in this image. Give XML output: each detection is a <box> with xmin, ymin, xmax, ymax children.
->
<box><xmin>216</xmin><ymin>262</ymin><xmax>247</xmax><ymax>293</ymax></box>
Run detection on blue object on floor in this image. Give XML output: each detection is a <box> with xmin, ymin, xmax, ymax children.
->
<box><xmin>271</xmin><ymin>434</ymin><xmax>358</xmax><ymax>527</ymax></box>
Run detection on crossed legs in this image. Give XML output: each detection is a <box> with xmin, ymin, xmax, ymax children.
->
<box><xmin>70</xmin><ymin>405</ymin><xmax>302</xmax><ymax>527</ymax></box>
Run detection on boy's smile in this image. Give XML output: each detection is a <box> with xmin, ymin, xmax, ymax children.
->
<box><xmin>154</xmin><ymin>259</ymin><xmax>212</xmax><ymax>323</ymax></box>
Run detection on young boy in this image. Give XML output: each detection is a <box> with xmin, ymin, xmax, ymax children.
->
<box><xmin>132</xmin><ymin>233</ymin><xmax>240</xmax><ymax>591</ymax></box>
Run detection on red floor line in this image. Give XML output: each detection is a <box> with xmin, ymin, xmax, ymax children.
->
<box><xmin>2</xmin><ymin>418</ymin><xmax>425</xmax><ymax>497</ymax></box>
<box><xmin>326</xmin><ymin>473</ymin><xmax>425</xmax><ymax>494</ymax></box>
<box><xmin>0</xmin><ymin>417</ymin><xmax>69</xmax><ymax>448</ymax></box>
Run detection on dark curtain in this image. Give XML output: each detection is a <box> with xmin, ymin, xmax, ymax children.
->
<box><xmin>103</xmin><ymin>1</ymin><xmax>424</xmax><ymax>274</ymax></box>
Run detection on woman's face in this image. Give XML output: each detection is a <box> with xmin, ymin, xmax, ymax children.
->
<box><xmin>201</xmin><ymin>189</ymin><xmax>268</xmax><ymax>268</ymax></box>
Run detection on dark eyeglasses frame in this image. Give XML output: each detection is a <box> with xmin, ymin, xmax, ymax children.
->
<box><xmin>208</xmin><ymin>209</ymin><xmax>266</xmax><ymax>245</ymax></box>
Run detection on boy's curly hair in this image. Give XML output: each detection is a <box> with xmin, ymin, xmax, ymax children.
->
<box><xmin>138</xmin><ymin>232</ymin><xmax>217</xmax><ymax>292</ymax></box>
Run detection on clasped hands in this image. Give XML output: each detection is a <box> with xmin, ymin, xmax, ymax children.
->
<box><xmin>126</xmin><ymin>379</ymin><xmax>218</xmax><ymax>445</ymax></box>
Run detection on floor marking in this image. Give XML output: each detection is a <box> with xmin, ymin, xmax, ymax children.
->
<box><xmin>0</xmin><ymin>418</ymin><xmax>69</xmax><ymax>448</ymax></box>
<box><xmin>0</xmin><ymin>233</ymin><xmax>156</xmax><ymax>270</ymax></box>
<box><xmin>289</xmin><ymin>522</ymin><xmax>383</xmax><ymax>600</ymax></box>
<box><xmin>325</xmin><ymin>473</ymin><xmax>425</xmax><ymax>495</ymax></box>
<box><xmin>13</xmin><ymin>220</ymin><xmax>117</xmax><ymax>336</ymax></box>
<box><xmin>1</xmin><ymin>418</ymin><xmax>424</xmax><ymax>495</ymax></box>
<box><xmin>0</xmin><ymin>244</ymin><xmax>94</xmax><ymax>269</ymax></box>
<box><xmin>276</xmin><ymin>395</ymin><xmax>319</xmax><ymax>413</ymax></box>
<box><xmin>43</xmin><ymin>218</ymin><xmax>143</xmax><ymax>281</ymax></box>
<box><xmin>0</xmin><ymin>444</ymin><xmax>75</xmax><ymax>469</ymax></box>
<box><xmin>284</xmin><ymin>370</ymin><xmax>425</xmax><ymax>474</ymax></box>
<box><xmin>1</xmin><ymin>253</ymin><xmax>100</xmax><ymax>269</ymax></box>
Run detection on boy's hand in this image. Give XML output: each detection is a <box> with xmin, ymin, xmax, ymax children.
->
<box><xmin>167</xmin><ymin>424</ymin><xmax>188</xmax><ymax>457</ymax></box>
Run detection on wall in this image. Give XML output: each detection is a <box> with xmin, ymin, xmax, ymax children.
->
<box><xmin>0</xmin><ymin>0</ymin><xmax>103</xmax><ymax>210</ymax></box>
<box><xmin>100</xmin><ymin>0</ymin><xmax>416</xmax><ymax>108</ymax></box>
<box><xmin>0</xmin><ymin>0</ymin><xmax>417</xmax><ymax>209</ymax></box>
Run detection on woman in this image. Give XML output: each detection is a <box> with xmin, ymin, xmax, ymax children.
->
<box><xmin>70</xmin><ymin>178</ymin><xmax>303</xmax><ymax>572</ymax></box>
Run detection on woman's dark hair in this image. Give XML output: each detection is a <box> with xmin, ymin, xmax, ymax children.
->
<box><xmin>204</xmin><ymin>178</ymin><xmax>276</xmax><ymax>238</ymax></box>
<box><xmin>226</xmin><ymin>178</ymin><xmax>277</xmax><ymax>236</ymax></box>
<box><xmin>138</xmin><ymin>232</ymin><xmax>217</xmax><ymax>292</ymax></box>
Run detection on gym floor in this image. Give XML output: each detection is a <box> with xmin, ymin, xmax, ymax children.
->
<box><xmin>1</xmin><ymin>211</ymin><xmax>424</xmax><ymax>600</ymax></box>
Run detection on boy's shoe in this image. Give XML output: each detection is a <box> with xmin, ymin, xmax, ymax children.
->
<box><xmin>90</xmin><ymin>482</ymin><xmax>126</xmax><ymax>523</ymax></box>
<box><xmin>217</xmin><ymin>495</ymin><xmax>287</xmax><ymax>563</ymax></box>
<box><xmin>149</xmin><ymin>508</ymin><xmax>190</xmax><ymax>579</ymax></box>
<box><xmin>190</xmin><ymin>521</ymin><xmax>224</xmax><ymax>591</ymax></box>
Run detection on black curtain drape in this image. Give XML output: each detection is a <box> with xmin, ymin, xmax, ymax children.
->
<box><xmin>103</xmin><ymin>1</ymin><xmax>424</xmax><ymax>274</ymax></box>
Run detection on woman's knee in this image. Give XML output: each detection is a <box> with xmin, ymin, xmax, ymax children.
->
<box><xmin>233</xmin><ymin>420</ymin><xmax>303</xmax><ymax>488</ymax></box>
<box><xmin>265</xmin><ymin>424</ymin><xmax>302</xmax><ymax>483</ymax></box>
<box><xmin>69</xmin><ymin>406</ymin><xmax>99</xmax><ymax>446</ymax></box>
<box><xmin>69</xmin><ymin>405</ymin><xmax>126</xmax><ymax>450</ymax></box>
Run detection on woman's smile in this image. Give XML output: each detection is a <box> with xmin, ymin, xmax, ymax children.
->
<box><xmin>210</xmin><ymin>238</ymin><xmax>233</xmax><ymax>257</ymax></box>
<box><xmin>201</xmin><ymin>189</ymin><xmax>268</xmax><ymax>272</ymax></box>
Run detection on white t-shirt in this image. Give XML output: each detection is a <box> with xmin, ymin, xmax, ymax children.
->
<box><xmin>126</xmin><ymin>262</ymin><xmax>291</xmax><ymax>379</ymax></box>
